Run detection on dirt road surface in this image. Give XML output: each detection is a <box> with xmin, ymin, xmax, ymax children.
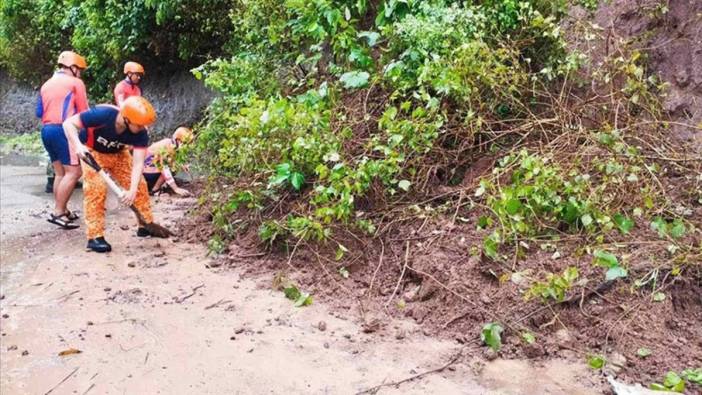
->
<box><xmin>0</xmin><ymin>163</ymin><xmax>604</xmax><ymax>394</ymax></box>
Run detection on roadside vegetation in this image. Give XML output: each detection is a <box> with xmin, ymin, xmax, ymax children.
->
<box><xmin>2</xmin><ymin>0</ymin><xmax>700</xmax><ymax>389</ymax></box>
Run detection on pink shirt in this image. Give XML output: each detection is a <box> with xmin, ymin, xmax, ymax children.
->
<box><xmin>37</xmin><ymin>72</ymin><xmax>89</xmax><ymax>125</ymax></box>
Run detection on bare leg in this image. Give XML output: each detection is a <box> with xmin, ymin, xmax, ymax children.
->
<box><xmin>55</xmin><ymin>164</ymin><xmax>82</xmax><ymax>216</ymax></box>
<box><xmin>51</xmin><ymin>161</ymin><xmax>65</xmax><ymax>215</ymax></box>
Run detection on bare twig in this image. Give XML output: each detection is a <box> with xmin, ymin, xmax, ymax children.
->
<box><xmin>44</xmin><ymin>367</ymin><xmax>79</xmax><ymax>395</ymax></box>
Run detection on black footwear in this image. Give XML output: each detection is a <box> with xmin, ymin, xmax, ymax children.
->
<box><xmin>64</xmin><ymin>210</ymin><xmax>80</xmax><ymax>221</ymax></box>
<box><xmin>87</xmin><ymin>237</ymin><xmax>112</xmax><ymax>253</ymax></box>
<box><xmin>48</xmin><ymin>213</ymin><xmax>79</xmax><ymax>230</ymax></box>
<box><xmin>136</xmin><ymin>227</ymin><xmax>151</xmax><ymax>237</ymax></box>
<box><xmin>45</xmin><ymin>177</ymin><xmax>54</xmax><ymax>193</ymax></box>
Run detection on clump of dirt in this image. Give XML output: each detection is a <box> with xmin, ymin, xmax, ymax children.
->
<box><xmin>588</xmin><ymin>0</ymin><xmax>702</xmax><ymax>149</ymax></box>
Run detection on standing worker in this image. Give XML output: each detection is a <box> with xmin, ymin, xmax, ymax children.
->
<box><xmin>143</xmin><ymin>126</ymin><xmax>193</xmax><ymax>196</ymax></box>
<box><xmin>114</xmin><ymin>61</ymin><xmax>144</xmax><ymax>106</ymax></box>
<box><xmin>37</xmin><ymin>50</ymin><xmax>89</xmax><ymax>229</ymax></box>
<box><xmin>63</xmin><ymin>96</ymin><xmax>160</xmax><ymax>253</ymax></box>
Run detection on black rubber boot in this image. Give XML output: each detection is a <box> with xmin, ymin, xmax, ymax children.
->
<box><xmin>45</xmin><ymin>177</ymin><xmax>54</xmax><ymax>193</ymax></box>
<box><xmin>87</xmin><ymin>237</ymin><xmax>112</xmax><ymax>253</ymax></box>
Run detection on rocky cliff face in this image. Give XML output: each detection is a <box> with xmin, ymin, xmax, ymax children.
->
<box><xmin>0</xmin><ymin>70</ymin><xmax>214</xmax><ymax>138</ymax></box>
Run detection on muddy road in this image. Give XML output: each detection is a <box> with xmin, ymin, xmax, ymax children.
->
<box><xmin>0</xmin><ymin>163</ymin><xmax>604</xmax><ymax>394</ymax></box>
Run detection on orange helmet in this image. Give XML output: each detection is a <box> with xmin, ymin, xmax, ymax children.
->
<box><xmin>172</xmin><ymin>127</ymin><xmax>193</xmax><ymax>144</ymax></box>
<box><xmin>120</xmin><ymin>96</ymin><xmax>156</xmax><ymax>127</ymax></box>
<box><xmin>123</xmin><ymin>61</ymin><xmax>144</xmax><ymax>75</ymax></box>
<box><xmin>57</xmin><ymin>51</ymin><xmax>87</xmax><ymax>69</ymax></box>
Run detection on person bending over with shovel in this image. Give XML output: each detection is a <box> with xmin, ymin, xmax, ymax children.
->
<box><xmin>63</xmin><ymin>96</ymin><xmax>170</xmax><ymax>253</ymax></box>
<box><xmin>143</xmin><ymin>126</ymin><xmax>193</xmax><ymax>196</ymax></box>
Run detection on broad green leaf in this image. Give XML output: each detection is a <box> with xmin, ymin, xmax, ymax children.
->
<box><xmin>613</xmin><ymin>213</ymin><xmax>634</xmax><ymax>234</ymax></box>
<box><xmin>338</xmin><ymin>267</ymin><xmax>350</xmax><ymax>279</ymax></box>
<box><xmin>481</xmin><ymin>323</ymin><xmax>503</xmax><ymax>351</ymax></box>
<box><xmin>652</xmin><ymin>292</ymin><xmax>666</xmax><ymax>302</ymax></box>
<box><xmin>636</xmin><ymin>347</ymin><xmax>652</xmax><ymax>358</ymax></box>
<box><xmin>340</xmin><ymin>71</ymin><xmax>370</xmax><ymax>89</ymax></box>
<box><xmin>581</xmin><ymin>214</ymin><xmax>593</xmax><ymax>227</ymax></box>
<box><xmin>663</xmin><ymin>371</ymin><xmax>685</xmax><ymax>392</ymax></box>
<box><xmin>682</xmin><ymin>368</ymin><xmax>702</xmax><ymax>385</ymax></box>
<box><xmin>483</xmin><ymin>237</ymin><xmax>498</xmax><ymax>260</ymax></box>
<box><xmin>284</xmin><ymin>285</ymin><xmax>301</xmax><ymax>301</ymax></box>
<box><xmin>398</xmin><ymin>180</ymin><xmax>411</xmax><ymax>191</ymax></box>
<box><xmin>358</xmin><ymin>31</ymin><xmax>380</xmax><ymax>47</ymax></box>
<box><xmin>505</xmin><ymin>198</ymin><xmax>522</xmax><ymax>215</ymax></box>
<box><xmin>593</xmin><ymin>250</ymin><xmax>619</xmax><ymax>268</ymax></box>
<box><xmin>269</xmin><ymin>174</ymin><xmax>289</xmax><ymax>186</ymax></box>
<box><xmin>587</xmin><ymin>355</ymin><xmax>605</xmax><ymax>369</ymax></box>
<box><xmin>605</xmin><ymin>266</ymin><xmax>628</xmax><ymax>281</ymax></box>
<box><xmin>335</xmin><ymin>244</ymin><xmax>348</xmax><ymax>261</ymax></box>
<box><xmin>290</xmin><ymin>172</ymin><xmax>304</xmax><ymax>191</ymax></box>
<box><xmin>650</xmin><ymin>217</ymin><xmax>667</xmax><ymax>237</ymax></box>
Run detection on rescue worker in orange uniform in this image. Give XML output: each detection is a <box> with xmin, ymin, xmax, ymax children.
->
<box><xmin>63</xmin><ymin>96</ymin><xmax>158</xmax><ymax>253</ymax></box>
<box><xmin>37</xmin><ymin>50</ymin><xmax>89</xmax><ymax>229</ymax></box>
<box><xmin>143</xmin><ymin>127</ymin><xmax>193</xmax><ymax>197</ymax></box>
<box><xmin>114</xmin><ymin>61</ymin><xmax>144</xmax><ymax>106</ymax></box>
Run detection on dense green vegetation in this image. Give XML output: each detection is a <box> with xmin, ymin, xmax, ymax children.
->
<box><xmin>1</xmin><ymin>0</ymin><xmax>232</xmax><ymax>97</ymax></box>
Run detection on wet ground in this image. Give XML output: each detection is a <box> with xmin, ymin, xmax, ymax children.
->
<box><xmin>0</xmin><ymin>163</ymin><xmax>605</xmax><ymax>394</ymax></box>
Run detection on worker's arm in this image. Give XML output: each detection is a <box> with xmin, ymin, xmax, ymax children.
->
<box><xmin>123</xmin><ymin>148</ymin><xmax>147</xmax><ymax>205</ymax></box>
<box><xmin>36</xmin><ymin>95</ymin><xmax>44</xmax><ymax>119</ymax></box>
<box><xmin>162</xmin><ymin>166</ymin><xmax>190</xmax><ymax>196</ymax></box>
<box><xmin>62</xmin><ymin>114</ymin><xmax>89</xmax><ymax>157</ymax></box>
<box><xmin>114</xmin><ymin>83</ymin><xmax>125</xmax><ymax>106</ymax></box>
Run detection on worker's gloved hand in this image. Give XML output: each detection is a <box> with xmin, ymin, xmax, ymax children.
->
<box><xmin>121</xmin><ymin>188</ymin><xmax>137</xmax><ymax>206</ymax></box>
<box><xmin>174</xmin><ymin>187</ymin><xmax>191</xmax><ymax>197</ymax></box>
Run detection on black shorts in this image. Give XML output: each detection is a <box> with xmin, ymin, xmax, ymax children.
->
<box><xmin>143</xmin><ymin>172</ymin><xmax>161</xmax><ymax>192</ymax></box>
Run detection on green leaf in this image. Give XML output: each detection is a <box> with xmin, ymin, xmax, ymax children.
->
<box><xmin>663</xmin><ymin>371</ymin><xmax>685</xmax><ymax>392</ymax></box>
<box><xmin>587</xmin><ymin>355</ymin><xmax>605</xmax><ymax>369</ymax></box>
<box><xmin>652</xmin><ymin>292</ymin><xmax>666</xmax><ymax>302</ymax></box>
<box><xmin>682</xmin><ymin>368</ymin><xmax>702</xmax><ymax>385</ymax></box>
<box><xmin>593</xmin><ymin>250</ymin><xmax>619</xmax><ymax>268</ymax></box>
<box><xmin>613</xmin><ymin>213</ymin><xmax>634</xmax><ymax>234</ymax></box>
<box><xmin>294</xmin><ymin>292</ymin><xmax>313</xmax><ymax>307</ymax></box>
<box><xmin>670</xmin><ymin>220</ymin><xmax>686</xmax><ymax>239</ymax></box>
<box><xmin>338</xmin><ymin>267</ymin><xmax>350</xmax><ymax>279</ymax></box>
<box><xmin>358</xmin><ymin>31</ymin><xmax>380</xmax><ymax>47</ymax></box>
<box><xmin>505</xmin><ymin>198</ymin><xmax>522</xmax><ymax>215</ymax></box>
<box><xmin>284</xmin><ymin>285</ymin><xmax>301</xmax><ymax>301</ymax></box>
<box><xmin>650</xmin><ymin>217</ymin><xmax>668</xmax><ymax>237</ymax></box>
<box><xmin>335</xmin><ymin>244</ymin><xmax>348</xmax><ymax>261</ymax></box>
<box><xmin>290</xmin><ymin>172</ymin><xmax>304</xmax><ymax>191</ymax></box>
<box><xmin>636</xmin><ymin>347</ymin><xmax>652</xmax><ymax>358</ymax></box>
<box><xmin>397</xmin><ymin>180</ymin><xmax>411</xmax><ymax>191</ymax></box>
<box><xmin>649</xmin><ymin>383</ymin><xmax>667</xmax><ymax>391</ymax></box>
<box><xmin>480</xmin><ymin>322</ymin><xmax>503</xmax><ymax>351</ymax></box>
<box><xmin>521</xmin><ymin>332</ymin><xmax>536</xmax><ymax>344</ymax></box>
<box><xmin>340</xmin><ymin>71</ymin><xmax>370</xmax><ymax>89</ymax></box>
<box><xmin>605</xmin><ymin>266</ymin><xmax>628</xmax><ymax>281</ymax></box>
<box><xmin>581</xmin><ymin>214</ymin><xmax>593</xmax><ymax>227</ymax></box>
<box><xmin>483</xmin><ymin>237</ymin><xmax>498</xmax><ymax>260</ymax></box>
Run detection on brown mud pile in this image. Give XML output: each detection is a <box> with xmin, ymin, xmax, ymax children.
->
<box><xmin>179</xmin><ymin>1</ymin><xmax>702</xmax><ymax>390</ymax></box>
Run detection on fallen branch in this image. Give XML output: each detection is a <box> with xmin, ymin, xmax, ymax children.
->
<box><xmin>174</xmin><ymin>284</ymin><xmax>205</xmax><ymax>303</ymax></box>
<box><xmin>356</xmin><ymin>352</ymin><xmax>462</xmax><ymax>395</ymax></box>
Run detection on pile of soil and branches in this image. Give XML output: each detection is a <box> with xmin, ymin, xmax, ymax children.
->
<box><xmin>179</xmin><ymin>1</ymin><xmax>702</xmax><ymax>391</ymax></box>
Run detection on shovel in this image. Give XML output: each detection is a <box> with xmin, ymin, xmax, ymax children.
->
<box><xmin>80</xmin><ymin>151</ymin><xmax>172</xmax><ymax>238</ymax></box>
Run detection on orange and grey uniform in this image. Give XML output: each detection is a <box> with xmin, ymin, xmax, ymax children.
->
<box><xmin>78</xmin><ymin>105</ymin><xmax>152</xmax><ymax>239</ymax></box>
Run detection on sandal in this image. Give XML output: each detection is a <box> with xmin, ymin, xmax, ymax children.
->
<box><xmin>48</xmin><ymin>213</ymin><xmax>80</xmax><ymax>230</ymax></box>
<box><xmin>64</xmin><ymin>210</ymin><xmax>80</xmax><ymax>221</ymax></box>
